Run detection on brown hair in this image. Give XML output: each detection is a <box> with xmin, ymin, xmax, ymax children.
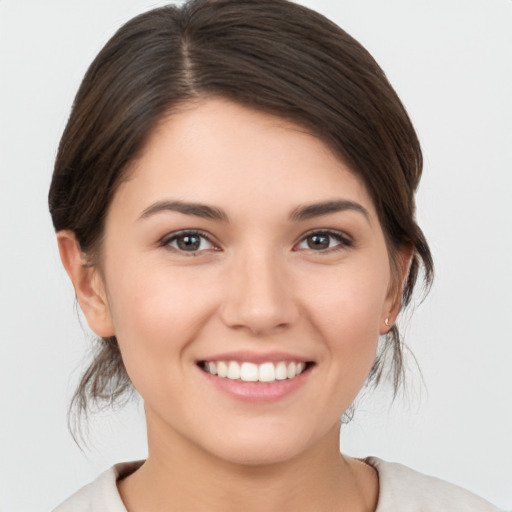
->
<box><xmin>49</xmin><ymin>0</ymin><xmax>433</xmax><ymax>421</ymax></box>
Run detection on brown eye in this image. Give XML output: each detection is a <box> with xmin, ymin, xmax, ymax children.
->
<box><xmin>177</xmin><ymin>234</ymin><xmax>201</xmax><ymax>251</ymax></box>
<box><xmin>296</xmin><ymin>231</ymin><xmax>352</xmax><ymax>252</ymax></box>
<box><xmin>164</xmin><ymin>231</ymin><xmax>215</xmax><ymax>253</ymax></box>
<box><xmin>306</xmin><ymin>233</ymin><xmax>330</xmax><ymax>250</ymax></box>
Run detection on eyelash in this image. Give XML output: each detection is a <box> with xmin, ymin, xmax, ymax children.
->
<box><xmin>159</xmin><ymin>229</ymin><xmax>353</xmax><ymax>255</ymax></box>
<box><xmin>294</xmin><ymin>230</ymin><xmax>353</xmax><ymax>254</ymax></box>
<box><xmin>160</xmin><ymin>230</ymin><xmax>217</xmax><ymax>255</ymax></box>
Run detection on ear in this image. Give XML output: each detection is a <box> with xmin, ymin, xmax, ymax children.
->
<box><xmin>57</xmin><ymin>230</ymin><xmax>115</xmax><ymax>337</ymax></box>
<box><xmin>381</xmin><ymin>245</ymin><xmax>413</xmax><ymax>334</ymax></box>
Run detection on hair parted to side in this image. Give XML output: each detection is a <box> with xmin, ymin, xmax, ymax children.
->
<box><xmin>49</xmin><ymin>0</ymin><xmax>433</xmax><ymax>425</ymax></box>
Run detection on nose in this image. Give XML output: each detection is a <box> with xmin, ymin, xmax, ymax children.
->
<box><xmin>219</xmin><ymin>249</ymin><xmax>298</xmax><ymax>336</ymax></box>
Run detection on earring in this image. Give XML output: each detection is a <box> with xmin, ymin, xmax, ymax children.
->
<box><xmin>384</xmin><ymin>317</ymin><xmax>390</xmax><ymax>327</ymax></box>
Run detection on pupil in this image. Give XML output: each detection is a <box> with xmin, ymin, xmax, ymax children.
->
<box><xmin>308</xmin><ymin>234</ymin><xmax>329</xmax><ymax>249</ymax></box>
<box><xmin>178</xmin><ymin>235</ymin><xmax>200</xmax><ymax>251</ymax></box>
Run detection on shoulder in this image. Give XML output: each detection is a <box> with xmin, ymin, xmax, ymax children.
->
<box><xmin>366</xmin><ymin>457</ymin><xmax>504</xmax><ymax>512</ymax></box>
<box><xmin>52</xmin><ymin>461</ymin><xmax>143</xmax><ymax>512</ymax></box>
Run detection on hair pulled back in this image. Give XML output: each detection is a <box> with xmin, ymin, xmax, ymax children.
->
<box><xmin>49</xmin><ymin>0</ymin><xmax>433</xmax><ymax>420</ymax></box>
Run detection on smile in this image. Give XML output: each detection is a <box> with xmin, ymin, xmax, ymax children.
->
<box><xmin>198</xmin><ymin>360</ymin><xmax>310</xmax><ymax>383</ymax></box>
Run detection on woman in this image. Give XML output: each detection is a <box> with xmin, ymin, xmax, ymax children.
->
<box><xmin>48</xmin><ymin>0</ymin><xmax>503</xmax><ymax>510</ymax></box>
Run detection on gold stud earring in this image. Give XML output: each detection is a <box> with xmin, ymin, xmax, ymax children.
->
<box><xmin>384</xmin><ymin>317</ymin><xmax>390</xmax><ymax>327</ymax></box>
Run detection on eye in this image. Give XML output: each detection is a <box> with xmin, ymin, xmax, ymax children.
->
<box><xmin>295</xmin><ymin>230</ymin><xmax>352</xmax><ymax>252</ymax></box>
<box><xmin>162</xmin><ymin>230</ymin><xmax>216</xmax><ymax>254</ymax></box>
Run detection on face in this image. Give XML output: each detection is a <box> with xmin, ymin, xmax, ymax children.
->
<box><xmin>87</xmin><ymin>98</ymin><xmax>400</xmax><ymax>465</ymax></box>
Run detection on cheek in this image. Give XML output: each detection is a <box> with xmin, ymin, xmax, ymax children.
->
<box><xmin>103</xmin><ymin>259</ymin><xmax>218</xmax><ymax>374</ymax></box>
<box><xmin>303</xmin><ymin>260</ymin><xmax>390</xmax><ymax>361</ymax></box>
<box><xmin>310</xmin><ymin>259</ymin><xmax>389</xmax><ymax>319</ymax></box>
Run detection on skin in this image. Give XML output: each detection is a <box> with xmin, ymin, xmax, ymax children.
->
<box><xmin>58</xmin><ymin>98</ymin><xmax>409</xmax><ymax>512</ymax></box>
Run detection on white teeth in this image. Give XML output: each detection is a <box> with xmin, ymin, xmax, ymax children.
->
<box><xmin>240</xmin><ymin>362</ymin><xmax>259</xmax><ymax>382</ymax></box>
<box><xmin>227</xmin><ymin>361</ymin><xmax>241</xmax><ymax>379</ymax></box>
<box><xmin>275</xmin><ymin>362</ymin><xmax>288</xmax><ymax>380</ymax></box>
<box><xmin>202</xmin><ymin>360</ymin><xmax>309</xmax><ymax>382</ymax></box>
<box><xmin>217</xmin><ymin>361</ymin><xmax>228</xmax><ymax>378</ymax></box>
<box><xmin>286</xmin><ymin>362</ymin><xmax>296</xmax><ymax>379</ymax></box>
<box><xmin>259</xmin><ymin>362</ymin><xmax>275</xmax><ymax>382</ymax></box>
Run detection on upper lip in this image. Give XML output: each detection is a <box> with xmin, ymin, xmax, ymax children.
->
<box><xmin>196</xmin><ymin>351</ymin><xmax>313</xmax><ymax>364</ymax></box>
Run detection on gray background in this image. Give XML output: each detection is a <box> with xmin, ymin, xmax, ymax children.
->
<box><xmin>1</xmin><ymin>0</ymin><xmax>511</xmax><ymax>510</ymax></box>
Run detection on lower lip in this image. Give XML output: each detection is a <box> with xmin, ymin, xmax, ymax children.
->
<box><xmin>198</xmin><ymin>366</ymin><xmax>312</xmax><ymax>403</ymax></box>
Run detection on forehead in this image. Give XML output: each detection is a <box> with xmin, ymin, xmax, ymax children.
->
<box><xmin>114</xmin><ymin>98</ymin><xmax>377</xmax><ymax>220</ymax></box>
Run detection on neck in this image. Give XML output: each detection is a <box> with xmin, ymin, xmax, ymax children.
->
<box><xmin>118</xmin><ymin>414</ymin><xmax>377</xmax><ymax>512</ymax></box>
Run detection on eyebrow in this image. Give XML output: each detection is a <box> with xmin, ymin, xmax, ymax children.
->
<box><xmin>139</xmin><ymin>200</ymin><xmax>229</xmax><ymax>222</ymax></box>
<box><xmin>138</xmin><ymin>198</ymin><xmax>370</xmax><ymax>223</ymax></box>
<box><xmin>289</xmin><ymin>200</ymin><xmax>370</xmax><ymax>222</ymax></box>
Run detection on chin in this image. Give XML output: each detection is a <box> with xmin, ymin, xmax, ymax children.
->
<box><xmin>197</xmin><ymin>421</ymin><xmax>330</xmax><ymax>468</ymax></box>
<box><xmin>209</xmin><ymin>440</ymin><xmax>305</xmax><ymax>467</ymax></box>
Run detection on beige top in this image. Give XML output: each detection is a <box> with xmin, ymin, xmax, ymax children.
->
<box><xmin>53</xmin><ymin>457</ymin><xmax>504</xmax><ymax>512</ymax></box>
